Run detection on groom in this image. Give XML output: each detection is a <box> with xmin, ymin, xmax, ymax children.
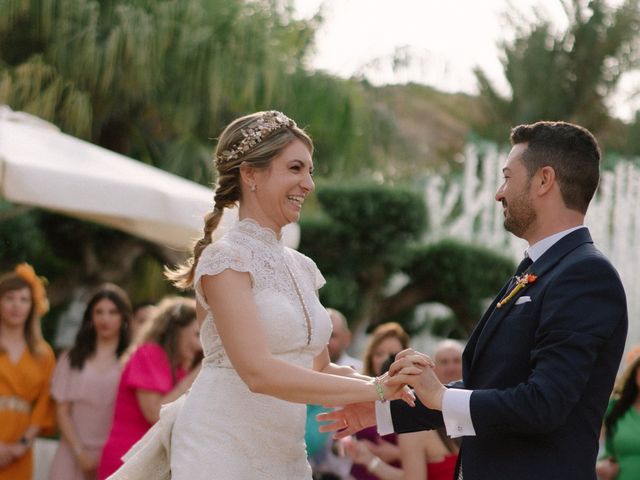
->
<box><xmin>319</xmin><ymin>121</ymin><xmax>628</xmax><ymax>480</ymax></box>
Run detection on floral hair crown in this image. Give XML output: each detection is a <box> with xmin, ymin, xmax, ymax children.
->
<box><xmin>215</xmin><ymin>110</ymin><xmax>296</xmax><ymax>167</ymax></box>
<box><xmin>14</xmin><ymin>263</ymin><xmax>49</xmax><ymax>317</ymax></box>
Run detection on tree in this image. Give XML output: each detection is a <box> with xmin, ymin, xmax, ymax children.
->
<box><xmin>0</xmin><ymin>0</ymin><xmax>402</xmax><ymax>322</ymax></box>
<box><xmin>0</xmin><ymin>0</ymin><xmax>314</xmax><ymax>178</ymax></box>
<box><xmin>299</xmin><ymin>183</ymin><xmax>427</xmax><ymax>334</ymax></box>
<box><xmin>474</xmin><ymin>0</ymin><xmax>640</xmax><ymax>146</ymax></box>
<box><xmin>299</xmin><ymin>184</ymin><xmax>514</xmax><ymax>337</ymax></box>
<box><xmin>384</xmin><ymin>240</ymin><xmax>515</xmax><ymax>336</ymax></box>
<box><xmin>0</xmin><ymin>0</ymin><xmax>399</xmax><ymax>179</ymax></box>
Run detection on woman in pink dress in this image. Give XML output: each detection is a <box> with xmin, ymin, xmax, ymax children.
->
<box><xmin>48</xmin><ymin>284</ymin><xmax>132</xmax><ymax>480</ymax></box>
<box><xmin>97</xmin><ymin>297</ymin><xmax>201</xmax><ymax>480</ymax></box>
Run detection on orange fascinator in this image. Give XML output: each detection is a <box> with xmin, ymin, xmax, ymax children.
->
<box><xmin>14</xmin><ymin>263</ymin><xmax>49</xmax><ymax>317</ymax></box>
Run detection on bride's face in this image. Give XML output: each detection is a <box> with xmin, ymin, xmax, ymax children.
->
<box><xmin>248</xmin><ymin>139</ymin><xmax>314</xmax><ymax>231</ymax></box>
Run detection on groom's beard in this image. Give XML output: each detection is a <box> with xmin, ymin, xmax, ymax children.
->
<box><xmin>502</xmin><ymin>192</ymin><xmax>536</xmax><ymax>238</ymax></box>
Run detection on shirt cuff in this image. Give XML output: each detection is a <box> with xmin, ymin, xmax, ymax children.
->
<box><xmin>442</xmin><ymin>388</ymin><xmax>475</xmax><ymax>438</ymax></box>
<box><xmin>375</xmin><ymin>401</ymin><xmax>395</xmax><ymax>436</ymax></box>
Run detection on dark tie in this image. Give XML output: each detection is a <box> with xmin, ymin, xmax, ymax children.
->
<box><xmin>514</xmin><ymin>254</ymin><xmax>533</xmax><ymax>276</ymax></box>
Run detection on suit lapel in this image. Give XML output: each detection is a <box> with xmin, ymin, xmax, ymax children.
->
<box><xmin>468</xmin><ymin>228</ymin><xmax>594</xmax><ymax>373</ymax></box>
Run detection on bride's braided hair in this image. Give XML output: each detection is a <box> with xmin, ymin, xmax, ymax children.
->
<box><xmin>167</xmin><ymin>111</ymin><xmax>313</xmax><ymax>289</ymax></box>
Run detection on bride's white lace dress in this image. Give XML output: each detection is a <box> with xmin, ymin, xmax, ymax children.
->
<box><xmin>170</xmin><ymin>218</ymin><xmax>331</xmax><ymax>479</ymax></box>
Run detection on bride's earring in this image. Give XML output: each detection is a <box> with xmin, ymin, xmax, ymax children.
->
<box><xmin>250</xmin><ymin>184</ymin><xmax>257</xmax><ymax>192</ymax></box>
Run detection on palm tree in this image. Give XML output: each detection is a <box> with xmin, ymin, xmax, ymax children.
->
<box><xmin>473</xmin><ymin>0</ymin><xmax>640</xmax><ymax>145</ymax></box>
<box><xmin>0</xmin><ymin>0</ymin><xmax>399</xmax><ymax>314</ymax></box>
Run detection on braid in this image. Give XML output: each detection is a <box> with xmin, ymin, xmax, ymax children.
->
<box><xmin>192</xmin><ymin>206</ymin><xmax>224</xmax><ymax>262</ymax></box>
<box><xmin>166</xmin><ymin>173</ymin><xmax>239</xmax><ymax>289</ymax></box>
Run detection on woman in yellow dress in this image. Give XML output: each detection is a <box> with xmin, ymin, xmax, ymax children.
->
<box><xmin>0</xmin><ymin>264</ymin><xmax>56</xmax><ymax>480</ymax></box>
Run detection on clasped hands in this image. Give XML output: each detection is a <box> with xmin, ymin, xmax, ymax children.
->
<box><xmin>386</xmin><ymin>348</ymin><xmax>447</xmax><ymax>410</ymax></box>
<box><xmin>318</xmin><ymin>348</ymin><xmax>446</xmax><ymax>439</ymax></box>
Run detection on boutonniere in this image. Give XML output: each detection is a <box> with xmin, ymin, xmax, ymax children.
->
<box><xmin>496</xmin><ymin>273</ymin><xmax>538</xmax><ymax>309</ymax></box>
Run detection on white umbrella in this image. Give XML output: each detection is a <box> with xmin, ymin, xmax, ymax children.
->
<box><xmin>0</xmin><ymin>106</ymin><xmax>299</xmax><ymax>249</ymax></box>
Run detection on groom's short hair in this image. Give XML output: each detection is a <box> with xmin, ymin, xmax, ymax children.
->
<box><xmin>510</xmin><ymin>121</ymin><xmax>600</xmax><ymax>214</ymax></box>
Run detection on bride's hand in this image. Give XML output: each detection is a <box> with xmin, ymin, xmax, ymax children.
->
<box><xmin>378</xmin><ymin>373</ymin><xmax>415</xmax><ymax>406</ymax></box>
<box><xmin>386</xmin><ymin>351</ymin><xmax>446</xmax><ymax>410</ymax></box>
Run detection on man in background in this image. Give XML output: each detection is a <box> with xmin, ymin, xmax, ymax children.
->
<box><xmin>433</xmin><ymin>339</ymin><xmax>463</xmax><ymax>385</ymax></box>
<box><xmin>327</xmin><ymin>308</ymin><xmax>363</xmax><ymax>372</ymax></box>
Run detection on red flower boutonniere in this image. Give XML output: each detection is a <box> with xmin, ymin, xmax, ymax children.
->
<box><xmin>496</xmin><ymin>273</ymin><xmax>538</xmax><ymax>309</ymax></box>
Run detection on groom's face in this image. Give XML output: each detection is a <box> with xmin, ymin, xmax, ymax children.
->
<box><xmin>496</xmin><ymin>143</ymin><xmax>537</xmax><ymax>239</ymax></box>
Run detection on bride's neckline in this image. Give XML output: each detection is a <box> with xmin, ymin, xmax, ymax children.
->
<box><xmin>235</xmin><ymin>218</ymin><xmax>283</xmax><ymax>246</ymax></box>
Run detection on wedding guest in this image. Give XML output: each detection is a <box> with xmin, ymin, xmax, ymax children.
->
<box><xmin>130</xmin><ymin>301</ymin><xmax>157</xmax><ymax>342</ymax></box>
<box><xmin>596</xmin><ymin>350</ymin><xmax>640</xmax><ymax>480</ymax></box>
<box><xmin>346</xmin><ymin>429</ymin><xmax>459</xmax><ymax>480</ymax></box>
<box><xmin>97</xmin><ymin>297</ymin><xmax>201</xmax><ymax>479</ymax></box>
<box><xmin>327</xmin><ymin>308</ymin><xmax>363</xmax><ymax>371</ymax></box>
<box><xmin>433</xmin><ymin>339</ymin><xmax>463</xmax><ymax>384</ymax></box>
<box><xmin>0</xmin><ymin>264</ymin><xmax>55</xmax><ymax>480</ymax></box>
<box><xmin>48</xmin><ymin>284</ymin><xmax>132</xmax><ymax>480</ymax></box>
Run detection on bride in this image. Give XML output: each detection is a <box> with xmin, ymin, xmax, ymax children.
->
<box><xmin>111</xmin><ymin>111</ymin><xmax>414</xmax><ymax>480</ymax></box>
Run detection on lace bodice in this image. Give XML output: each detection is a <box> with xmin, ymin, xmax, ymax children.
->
<box><xmin>194</xmin><ymin>218</ymin><xmax>331</xmax><ymax>368</ymax></box>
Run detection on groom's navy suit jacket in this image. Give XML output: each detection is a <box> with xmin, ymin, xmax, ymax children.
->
<box><xmin>391</xmin><ymin>228</ymin><xmax>627</xmax><ymax>480</ymax></box>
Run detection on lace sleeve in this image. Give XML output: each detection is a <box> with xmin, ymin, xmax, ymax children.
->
<box><xmin>194</xmin><ymin>241</ymin><xmax>254</xmax><ymax>309</ymax></box>
<box><xmin>290</xmin><ymin>249</ymin><xmax>326</xmax><ymax>292</ymax></box>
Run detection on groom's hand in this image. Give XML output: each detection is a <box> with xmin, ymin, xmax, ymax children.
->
<box><xmin>316</xmin><ymin>402</ymin><xmax>376</xmax><ymax>440</ymax></box>
<box><xmin>387</xmin><ymin>350</ymin><xmax>446</xmax><ymax>411</ymax></box>
<box><xmin>388</xmin><ymin>349</ymin><xmax>434</xmax><ymax>376</ymax></box>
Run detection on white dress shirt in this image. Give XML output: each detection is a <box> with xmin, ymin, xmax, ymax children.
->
<box><xmin>376</xmin><ymin>226</ymin><xmax>585</xmax><ymax>437</ymax></box>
